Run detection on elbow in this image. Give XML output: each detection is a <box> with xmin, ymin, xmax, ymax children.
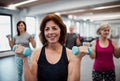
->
<box><xmin>33</xmin><ymin>44</ymin><xmax>36</xmax><ymax>48</ymax></box>
<box><xmin>90</xmin><ymin>54</ymin><xmax>96</xmax><ymax>59</ymax></box>
<box><xmin>90</xmin><ymin>56</ymin><xmax>95</xmax><ymax>59</ymax></box>
<box><xmin>114</xmin><ymin>52</ymin><xmax>120</xmax><ymax>59</ymax></box>
<box><xmin>115</xmin><ymin>55</ymin><xmax>120</xmax><ymax>59</ymax></box>
<box><xmin>32</xmin><ymin>42</ymin><xmax>36</xmax><ymax>48</ymax></box>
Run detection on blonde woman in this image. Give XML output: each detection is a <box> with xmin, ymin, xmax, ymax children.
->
<box><xmin>90</xmin><ymin>23</ymin><xmax>120</xmax><ymax>81</ymax></box>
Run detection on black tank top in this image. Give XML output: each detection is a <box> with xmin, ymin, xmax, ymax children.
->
<box><xmin>37</xmin><ymin>45</ymin><xmax>68</xmax><ymax>81</ymax></box>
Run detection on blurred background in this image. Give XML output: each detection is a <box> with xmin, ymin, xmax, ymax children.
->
<box><xmin>0</xmin><ymin>0</ymin><xmax>120</xmax><ymax>81</ymax></box>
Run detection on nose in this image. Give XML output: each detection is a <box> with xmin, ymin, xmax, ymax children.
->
<box><xmin>106</xmin><ymin>30</ymin><xmax>109</xmax><ymax>33</ymax></box>
<box><xmin>48</xmin><ymin>29</ymin><xmax>54</xmax><ymax>34</ymax></box>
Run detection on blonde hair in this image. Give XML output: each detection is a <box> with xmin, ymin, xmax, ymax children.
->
<box><xmin>96</xmin><ymin>23</ymin><xmax>111</xmax><ymax>35</ymax></box>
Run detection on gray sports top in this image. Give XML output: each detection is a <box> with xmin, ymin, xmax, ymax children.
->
<box><xmin>14</xmin><ymin>32</ymin><xmax>31</xmax><ymax>47</ymax></box>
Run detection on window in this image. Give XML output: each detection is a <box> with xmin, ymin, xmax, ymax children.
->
<box><xmin>0</xmin><ymin>14</ymin><xmax>12</xmax><ymax>51</ymax></box>
<box><xmin>26</xmin><ymin>17</ymin><xmax>36</xmax><ymax>49</ymax></box>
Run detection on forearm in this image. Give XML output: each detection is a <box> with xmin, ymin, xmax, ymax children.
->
<box><xmin>8</xmin><ymin>39</ymin><xmax>14</xmax><ymax>48</ymax></box>
<box><xmin>90</xmin><ymin>51</ymin><xmax>96</xmax><ymax>59</ymax></box>
<box><xmin>114</xmin><ymin>47</ymin><xmax>120</xmax><ymax>58</ymax></box>
<box><xmin>119</xmin><ymin>48</ymin><xmax>120</xmax><ymax>58</ymax></box>
<box><xmin>23</xmin><ymin>58</ymin><xmax>37</xmax><ymax>81</ymax></box>
<box><xmin>68</xmin><ymin>59</ymin><xmax>81</xmax><ymax>81</ymax></box>
<box><xmin>90</xmin><ymin>46</ymin><xmax>96</xmax><ymax>59</ymax></box>
<box><xmin>76</xmin><ymin>38</ymin><xmax>81</xmax><ymax>46</ymax></box>
<box><xmin>30</xmin><ymin>39</ymin><xmax>36</xmax><ymax>48</ymax></box>
<box><xmin>32</xmin><ymin>41</ymin><xmax>36</xmax><ymax>48</ymax></box>
<box><xmin>115</xmin><ymin>48</ymin><xmax>120</xmax><ymax>58</ymax></box>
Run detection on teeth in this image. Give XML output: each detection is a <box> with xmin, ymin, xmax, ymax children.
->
<box><xmin>48</xmin><ymin>36</ymin><xmax>55</xmax><ymax>39</ymax></box>
<box><xmin>48</xmin><ymin>34</ymin><xmax>56</xmax><ymax>38</ymax></box>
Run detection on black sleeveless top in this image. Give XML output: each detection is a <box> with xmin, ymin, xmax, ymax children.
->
<box><xmin>37</xmin><ymin>45</ymin><xmax>68</xmax><ymax>81</ymax></box>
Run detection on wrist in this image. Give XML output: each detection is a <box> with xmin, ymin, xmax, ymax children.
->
<box><xmin>23</xmin><ymin>57</ymin><xmax>28</xmax><ymax>62</ymax></box>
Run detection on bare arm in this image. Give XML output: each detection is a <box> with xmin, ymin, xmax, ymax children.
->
<box><xmin>15</xmin><ymin>45</ymin><xmax>40</xmax><ymax>81</ymax></box>
<box><xmin>76</xmin><ymin>37</ymin><xmax>81</xmax><ymax>46</ymax></box>
<box><xmin>67</xmin><ymin>58</ymin><xmax>81</xmax><ymax>81</ymax></box>
<box><xmin>82</xmin><ymin>41</ymin><xmax>96</xmax><ymax>59</ymax></box>
<box><xmin>67</xmin><ymin>49</ymin><xmax>81</xmax><ymax>81</ymax></box>
<box><xmin>23</xmin><ymin>49</ymin><xmax>40</xmax><ymax>81</ymax></box>
<box><xmin>23</xmin><ymin>57</ymin><xmax>37</xmax><ymax>81</ymax></box>
<box><xmin>7</xmin><ymin>35</ymin><xmax>15</xmax><ymax>48</ymax></box>
<box><xmin>112</xmin><ymin>39</ymin><xmax>120</xmax><ymax>58</ymax></box>
<box><xmin>67</xmin><ymin>46</ymin><xmax>88</xmax><ymax>81</ymax></box>
<box><xmin>90</xmin><ymin>40</ymin><xmax>96</xmax><ymax>59</ymax></box>
<box><xmin>29</xmin><ymin>36</ymin><xmax>36</xmax><ymax>48</ymax></box>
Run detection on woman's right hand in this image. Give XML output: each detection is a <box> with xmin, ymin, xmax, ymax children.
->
<box><xmin>77</xmin><ymin>46</ymin><xmax>89</xmax><ymax>58</ymax></box>
<box><xmin>7</xmin><ymin>34</ymin><xmax>11</xmax><ymax>40</ymax></box>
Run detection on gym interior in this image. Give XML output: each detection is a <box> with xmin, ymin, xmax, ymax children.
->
<box><xmin>0</xmin><ymin>0</ymin><xmax>120</xmax><ymax>81</ymax></box>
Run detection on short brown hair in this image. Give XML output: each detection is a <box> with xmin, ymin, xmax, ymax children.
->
<box><xmin>39</xmin><ymin>14</ymin><xmax>67</xmax><ymax>45</ymax></box>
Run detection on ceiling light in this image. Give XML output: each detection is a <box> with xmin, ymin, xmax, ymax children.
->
<box><xmin>93</xmin><ymin>4</ymin><xmax>120</xmax><ymax>10</ymax></box>
<box><xmin>54</xmin><ymin>13</ymin><xmax>61</xmax><ymax>16</ymax></box>
<box><xmin>7</xmin><ymin>0</ymin><xmax>37</xmax><ymax>10</ymax></box>
<box><xmin>59</xmin><ymin>9</ymin><xmax>85</xmax><ymax>14</ymax></box>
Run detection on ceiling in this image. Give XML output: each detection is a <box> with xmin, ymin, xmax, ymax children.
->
<box><xmin>0</xmin><ymin>0</ymin><xmax>120</xmax><ymax>21</ymax></box>
<box><xmin>0</xmin><ymin>0</ymin><xmax>56</xmax><ymax>9</ymax></box>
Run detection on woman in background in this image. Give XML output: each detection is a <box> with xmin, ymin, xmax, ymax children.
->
<box><xmin>90</xmin><ymin>23</ymin><xmax>120</xmax><ymax>81</ymax></box>
<box><xmin>7</xmin><ymin>21</ymin><xmax>36</xmax><ymax>81</ymax></box>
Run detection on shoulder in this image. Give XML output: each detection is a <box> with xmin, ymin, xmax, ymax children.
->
<box><xmin>91</xmin><ymin>39</ymin><xmax>97</xmax><ymax>45</ymax></box>
<box><xmin>26</xmin><ymin>32</ymin><xmax>31</xmax><ymax>36</ymax></box>
<box><xmin>66</xmin><ymin>48</ymin><xmax>78</xmax><ymax>62</ymax></box>
<box><xmin>110</xmin><ymin>39</ymin><xmax>117</xmax><ymax>46</ymax></box>
<box><xmin>31</xmin><ymin>48</ymin><xmax>41</xmax><ymax>62</ymax></box>
<box><xmin>25</xmin><ymin>32</ymin><xmax>32</xmax><ymax>38</ymax></box>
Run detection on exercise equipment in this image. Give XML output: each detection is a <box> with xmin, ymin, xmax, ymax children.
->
<box><xmin>72</xmin><ymin>46</ymin><xmax>92</xmax><ymax>55</ymax></box>
<box><xmin>82</xmin><ymin>42</ymin><xmax>93</xmax><ymax>47</ymax></box>
<box><xmin>6</xmin><ymin>35</ymin><xmax>9</xmax><ymax>38</ymax></box>
<box><xmin>32</xmin><ymin>34</ymin><xmax>36</xmax><ymax>38</ymax></box>
<box><xmin>12</xmin><ymin>45</ymin><xmax>32</xmax><ymax>57</ymax></box>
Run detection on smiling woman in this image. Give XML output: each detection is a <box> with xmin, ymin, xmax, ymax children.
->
<box><xmin>13</xmin><ymin>13</ymin><xmax>90</xmax><ymax>81</ymax></box>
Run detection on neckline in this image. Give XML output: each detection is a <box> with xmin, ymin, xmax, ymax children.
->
<box><xmin>98</xmin><ymin>39</ymin><xmax>110</xmax><ymax>48</ymax></box>
<box><xmin>44</xmin><ymin>46</ymin><xmax>63</xmax><ymax>65</ymax></box>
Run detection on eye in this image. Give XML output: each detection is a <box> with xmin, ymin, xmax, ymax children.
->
<box><xmin>52</xmin><ymin>26</ymin><xmax>57</xmax><ymax>30</ymax></box>
<box><xmin>45</xmin><ymin>27</ymin><xmax>49</xmax><ymax>31</ymax></box>
<box><xmin>104</xmin><ymin>30</ymin><xmax>110</xmax><ymax>32</ymax></box>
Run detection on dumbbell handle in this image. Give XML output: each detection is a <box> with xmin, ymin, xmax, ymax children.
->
<box><xmin>82</xmin><ymin>42</ymin><xmax>93</xmax><ymax>47</ymax></box>
<box><xmin>6</xmin><ymin>35</ymin><xmax>8</xmax><ymax>38</ymax></box>
<box><xmin>72</xmin><ymin>46</ymin><xmax>92</xmax><ymax>55</ymax></box>
<box><xmin>6</xmin><ymin>35</ymin><xmax>11</xmax><ymax>38</ymax></box>
<box><xmin>12</xmin><ymin>45</ymin><xmax>31</xmax><ymax>57</ymax></box>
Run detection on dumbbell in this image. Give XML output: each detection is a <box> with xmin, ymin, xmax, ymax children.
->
<box><xmin>82</xmin><ymin>42</ymin><xmax>93</xmax><ymax>47</ymax></box>
<box><xmin>72</xmin><ymin>46</ymin><xmax>92</xmax><ymax>55</ymax></box>
<box><xmin>12</xmin><ymin>45</ymin><xmax>32</xmax><ymax>57</ymax></box>
<box><xmin>6</xmin><ymin>35</ymin><xmax>9</xmax><ymax>38</ymax></box>
<box><xmin>32</xmin><ymin>34</ymin><xmax>36</xmax><ymax>38</ymax></box>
